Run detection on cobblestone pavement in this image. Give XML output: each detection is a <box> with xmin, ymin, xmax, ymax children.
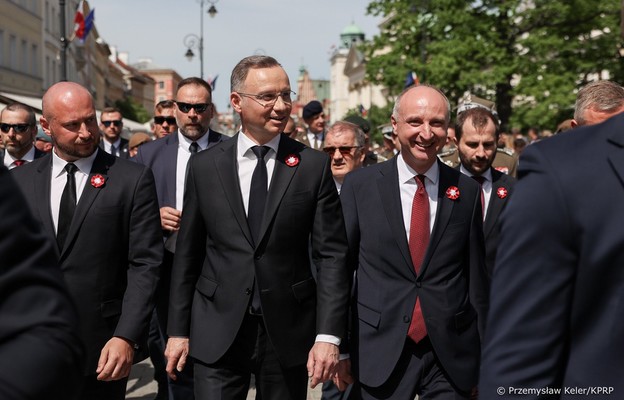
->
<box><xmin>125</xmin><ymin>359</ymin><xmax>323</xmax><ymax>400</ymax></box>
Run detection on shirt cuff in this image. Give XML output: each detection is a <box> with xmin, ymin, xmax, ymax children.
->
<box><xmin>315</xmin><ymin>334</ymin><xmax>341</xmax><ymax>346</ymax></box>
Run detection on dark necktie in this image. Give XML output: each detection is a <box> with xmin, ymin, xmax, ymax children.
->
<box><xmin>248</xmin><ymin>145</ymin><xmax>270</xmax><ymax>314</ymax></box>
<box><xmin>57</xmin><ymin>163</ymin><xmax>78</xmax><ymax>251</ymax></box>
<box><xmin>110</xmin><ymin>145</ymin><xmax>117</xmax><ymax>157</ymax></box>
<box><xmin>472</xmin><ymin>175</ymin><xmax>486</xmax><ymax>218</ymax></box>
<box><xmin>13</xmin><ymin>160</ymin><xmax>25</xmax><ymax>167</ymax></box>
<box><xmin>189</xmin><ymin>142</ymin><xmax>199</xmax><ymax>154</ymax></box>
<box><xmin>407</xmin><ymin>174</ymin><xmax>429</xmax><ymax>343</ymax></box>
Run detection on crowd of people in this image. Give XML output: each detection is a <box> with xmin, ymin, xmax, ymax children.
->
<box><xmin>1</xmin><ymin>54</ymin><xmax>624</xmax><ymax>400</ymax></box>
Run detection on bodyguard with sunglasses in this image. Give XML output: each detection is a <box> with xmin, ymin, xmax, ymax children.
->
<box><xmin>152</xmin><ymin>100</ymin><xmax>178</xmax><ymax>139</ymax></box>
<box><xmin>1</xmin><ymin>103</ymin><xmax>46</xmax><ymax>169</ymax></box>
<box><xmin>134</xmin><ymin>77</ymin><xmax>226</xmax><ymax>400</ymax></box>
<box><xmin>99</xmin><ymin>107</ymin><xmax>129</xmax><ymax>158</ymax></box>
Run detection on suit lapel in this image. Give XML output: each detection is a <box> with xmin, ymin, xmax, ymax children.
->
<box><xmin>378</xmin><ymin>158</ymin><xmax>416</xmax><ymax>277</ymax></box>
<box><xmin>162</xmin><ymin>134</ymin><xmax>179</xmax><ymax>207</ymax></box>
<box><xmin>214</xmin><ymin>135</ymin><xmax>254</xmax><ymax>246</ymax></box>
<box><xmin>34</xmin><ymin>155</ymin><xmax>56</xmax><ymax>240</ymax></box>
<box><xmin>607</xmin><ymin>118</ymin><xmax>624</xmax><ymax>187</ymax></box>
<box><xmin>420</xmin><ymin>162</ymin><xmax>458</xmax><ymax>276</ymax></box>
<box><xmin>60</xmin><ymin>150</ymin><xmax>110</xmax><ymax>257</ymax></box>
<box><xmin>484</xmin><ymin>169</ymin><xmax>506</xmax><ymax>237</ymax></box>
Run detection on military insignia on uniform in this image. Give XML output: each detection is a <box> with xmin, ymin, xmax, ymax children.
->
<box><xmin>497</xmin><ymin>187</ymin><xmax>508</xmax><ymax>199</ymax></box>
<box><xmin>444</xmin><ymin>160</ymin><xmax>454</xmax><ymax>167</ymax></box>
<box><xmin>90</xmin><ymin>174</ymin><xmax>106</xmax><ymax>188</ymax></box>
<box><xmin>285</xmin><ymin>154</ymin><xmax>299</xmax><ymax>167</ymax></box>
<box><xmin>446</xmin><ymin>186</ymin><xmax>460</xmax><ymax>200</ymax></box>
<box><xmin>494</xmin><ymin>166</ymin><xmax>509</xmax><ymax>175</ymax></box>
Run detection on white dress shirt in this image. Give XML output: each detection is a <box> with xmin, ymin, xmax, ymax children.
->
<box><xmin>175</xmin><ymin>130</ymin><xmax>210</xmax><ymax>211</ymax></box>
<box><xmin>306</xmin><ymin>130</ymin><xmax>324</xmax><ymax>150</ymax></box>
<box><xmin>459</xmin><ymin>165</ymin><xmax>492</xmax><ymax>218</ymax></box>
<box><xmin>397</xmin><ymin>154</ymin><xmax>439</xmax><ymax>238</ymax></box>
<box><xmin>4</xmin><ymin>146</ymin><xmax>36</xmax><ymax>169</ymax></box>
<box><xmin>50</xmin><ymin>148</ymin><xmax>98</xmax><ymax>234</ymax></box>
<box><xmin>102</xmin><ymin>137</ymin><xmax>121</xmax><ymax>155</ymax></box>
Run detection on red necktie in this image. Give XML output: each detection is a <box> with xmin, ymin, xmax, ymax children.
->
<box><xmin>13</xmin><ymin>160</ymin><xmax>25</xmax><ymax>167</ymax></box>
<box><xmin>407</xmin><ymin>174</ymin><xmax>429</xmax><ymax>343</ymax></box>
<box><xmin>472</xmin><ymin>175</ymin><xmax>486</xmax><ymax>218</ymax></box>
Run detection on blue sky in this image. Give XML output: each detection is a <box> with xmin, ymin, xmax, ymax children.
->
<box><xmin>88</xmin><ymin>0</ymin><xmax>381</xmax><ymax>112</ymax></box>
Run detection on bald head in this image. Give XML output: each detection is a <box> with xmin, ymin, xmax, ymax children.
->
<box><xmin>40</xmin><ymin>82</ymin><xmax>99</xmax><ymax>162</ymax></box>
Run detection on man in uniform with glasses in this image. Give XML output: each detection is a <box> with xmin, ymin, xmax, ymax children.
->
<box><xmin>165</xmin><ymin>55</ymin><xmax>350</xmax><ymax>400</ymax></box>
<box><xmin>99</xmin><ymin>107</ymin><xmax>129</xmax><ymax>158</ymax></box>
<box><xmin>1</xmin><ymin>103</ymin><xmax>45</xmax><ymax>169</ymax></box>
<box><xmin>152</xmin><ymin>100</ymin><xmax>178</xmax><ymax>139</ymax></box>
<box><xmin>134</xmin><ymin>77</ymin><xmax>226</xmax><ymax>400</ymax></box>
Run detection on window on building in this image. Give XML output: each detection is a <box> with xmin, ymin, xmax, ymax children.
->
<box><xmin>46</xmin><ymin>55</ymin><xmax>50</xmax><ymax>87</ymax></box>
<box><xmin>159</xmin><ymin>81</ymin><xmax>165</xmax><ymax>89</ymax></box>
<box><xmin>31</xmin><ymin>44</ymin><xmax>37</xmax><ymax>76</ymax></box>
<box><xmin>0</xmin><ymin>31</ymin><xmax>4</xmax><ymax>67</ymax></box>
<box><xmin>21</xmin><ymin>39</ymin><xmax>28</xmax><ymax>71</ymax></box>
<box><xmin>9</xmin><ymin>35</ymin><xmax>17</xmax><ymax>69</ymax></box>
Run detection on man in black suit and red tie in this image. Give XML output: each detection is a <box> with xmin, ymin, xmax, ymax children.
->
<box><xmin>1</xmin><ymin>102</ymin><xmax>46</xmax><ymax>168</ymax></box>
<box><xmin>11</xmin><ymin>81</ymin><xmax>162</xmax><ymax>400</ymax></box>
<box><xmin>455</xmin><ymin>106</ymin><xmax>515</xmax><ymax>279</ymax></box>
<box><xmin>337</xmin><ymin>84</ymin><xmax>489</xmax><ymax>399</ymax></box>
<box><xmin>165</xmin><ymin>55</ymin><xmax>350</xmax><ymax>400</ymax></box>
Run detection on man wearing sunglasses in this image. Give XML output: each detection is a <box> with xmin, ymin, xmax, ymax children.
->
<box><xmin>152</xmin><ymin>100</ymin><xmax>178</xmax><ymax>139</ymax></box>
<box><xmin>1</xmin><ymin>103</ymin><xmax>46</xmax><ymax>169</ymax></box>
<box><xmin>99</xmin><ymin>107</ymin><xmax>129</xmax><ymax>158</ymax></box>
<box><xmin>134</xmin><ymin>77</ymin><xmax>226</xmax><ymax>400</ymax></box>
<box><xmin>165</xmin><ymin>56</ymin><xmax>349</xmax><ymax>400</ymax></box>
<box><xmin>322</xmin><ymin>121</ymin><xmax>366</xmax><ymax>195</ymax></box>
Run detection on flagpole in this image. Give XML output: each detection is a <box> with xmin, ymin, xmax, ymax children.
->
<box><xmin>59</xmin><ymin>0</ymin><xmax>68</xmax><ymax>81</ymax></box>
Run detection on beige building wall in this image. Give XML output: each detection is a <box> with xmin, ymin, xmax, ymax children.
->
<box><xmin>0</xmin><ymin>0</ymin><xmax>43</xmax><ymax>96</ymax></box>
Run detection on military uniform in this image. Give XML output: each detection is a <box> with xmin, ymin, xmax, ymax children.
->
<box><xmin>438</xmin><ymin>147</ymin><xmax>460</xmax><ymax>168</ymax></box>
<box><xmin>492</xmin><ymin>147</ymin><xmax>518</xmax><ymax>177</ymax></box>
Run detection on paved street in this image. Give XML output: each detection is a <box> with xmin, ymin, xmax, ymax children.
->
<box><xmin>126</xmin><ymin>359</ymin><xmax>323</xmax><ymax>400</ymax></box>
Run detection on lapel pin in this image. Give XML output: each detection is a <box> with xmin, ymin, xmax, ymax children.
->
<box><xmin>497</xmin><ymin>187</ymin><xmax>508</xmax><ymax>199</ymax></box>
<box><xmin>285</xmin><ymin>154</ymin><xmax>300</xmax><ymax>167</ymax></box>
<box><xmin>446</xmin><ymin>186</ymin><xmax>460</xmax><ymax>200</ymax></box>
<box><xmin>91</xmin><ymin>174</ymin><xmax>106</xmax><ymax>188</ymax></box>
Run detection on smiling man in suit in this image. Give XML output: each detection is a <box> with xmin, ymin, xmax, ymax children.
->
<box><xmin>338</xmin><ymin>84</ymin><xmax>489</xmax><ymax>399</ymax></box>
<box><xmin>11</xmin><ymin>82</ymin><xmax>162</xmax><ymax>400</ymax></box>
<box><xmin>164</xmin><ymin>55</ymin><xmax>350</xmax><ymax>400</ymax></box>
<box><xmin>455</xmin><ymin>106</ymin><xmax>515</xmax><ymax>279</ymax></box>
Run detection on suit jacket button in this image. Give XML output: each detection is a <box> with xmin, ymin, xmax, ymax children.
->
<box><xmin>403</xmin><ymin>315</ymin><xmax>410</xmax><ymax>323</ymax></box>
<box><xmin>245</xmin><ymin>288</ymin><xmax>252</xmax><ymax>295</ymax></box>
<box><xmin>416</xmin><ymin>281</ymin><xmax>422</xmax><ymax>288</ymax></box>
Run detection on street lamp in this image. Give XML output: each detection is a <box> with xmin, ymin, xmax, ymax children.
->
<box><xmin>183</xmin><ymin>0</ymin><xmax>218</xmax><ymax>80</ymax></box>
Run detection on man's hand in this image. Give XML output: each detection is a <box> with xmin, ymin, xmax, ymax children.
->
<box><xmin>96</xmin><ymin>337</ymin><xmax>134</xmax><ymax>381</ymax></box>
<box><xmin>165</xmin><ymin>337</ymin><xmax>190</xmax><ymax>380</ymax></box>
<box><xmin>332</xmin><ymin>359</ymin><xmax>354</xmax><ymax>391</ymax></box>
<box><xmin>307</xmin><ymin>342</ymin><xmax>339</xmax><ymax>389</ymax></box>
<box><xmin>160</xmin><ymin>207</ymin><xmax>182</xmax><ymax>232</ymax></box>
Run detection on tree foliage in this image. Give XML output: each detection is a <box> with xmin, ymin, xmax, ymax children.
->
<box><xmin>115</xmin><ymin>97</ymin><xmax>151</xmax><ymax>124</ymax></box>
<box><xmin>363</xmin><ymin>0</ymin><xmax>624</xmax><ymax>131</ymax></box>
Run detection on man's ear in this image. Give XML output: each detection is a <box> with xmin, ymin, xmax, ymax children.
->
<box><xmin>230</xmin><ymin>93</ymin><xmax>242</xmax><ymax>114</ymax></box>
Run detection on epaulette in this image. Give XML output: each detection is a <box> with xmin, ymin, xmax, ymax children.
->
<box><xmin>438</xmin><ymin>148</ymin><xmax>457</xmax><ymax>157</ymax></box>
<box><xmin>496</xmin><ymin>147</ymin><xmax>514</xmax><ymax>156</ymax></box>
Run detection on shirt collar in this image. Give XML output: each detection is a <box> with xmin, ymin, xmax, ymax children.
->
<box><xmin>459</xmin><ymin>164</ymin><xmax>492</xmax><ymax>182</ymax></box>
<box><xmin>52</xmin><ymin>147</ymin><xmax>98</xmax><ymax>178</ymax></box>
<box><xmin>177</xmin><ymin>129</ymin><xmax>210</xmax><ymax>152</ymax></box>
<box><xmin>237</xmin><ymin>131</ymin><xmax>281</xmax><ymax>159</ymax></box>
<box><xmin>397</xmin><ymin>154</ymin><xmax>439</xmax><ymax>185</ymax></box>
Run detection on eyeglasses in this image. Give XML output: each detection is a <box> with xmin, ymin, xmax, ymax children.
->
<box><xmin>237</xmin><ymin>91</ymin><xmax>295</xmax><ymax>108</ymax></box>
<box><xmin>154</xmin><ymin>116</ymin><xmax>177</xmax><ymax>125</ymax></box>
<box><xmin>0</xmin><ymin>123</ymin><xmax>32</xmax><ymax>133</ymax></box>
<box><xmin>102</xmin><ymin>120</ymin><xmax>122</xmax><ymax>127</ymax></box>
<box><xmin>322</xmin><ymin>146</ymin><xmax>362</xmax><ymax>156</ymax></box>
<box><xmin>176</xmin><ymin>102</ymin><xmax>210</xmax><ymax>113</ymax></box>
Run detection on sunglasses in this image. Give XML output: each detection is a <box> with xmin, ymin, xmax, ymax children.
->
<box><xmin>0</xmin><ymin>123</ymin><xmax>32</xmax><ymax>133</ymax></box>
<box><xmin>322</xmin><ymin>146</ymin><xmax>361</xmax><ymax>156</ymax></box>
<box><xmin>154</xmin><ymin>116</ymin><xmax>177</xmax><ymax>125</ymax></box>
<box><xmin>101</xmin><ymin>120</ymin><xmax>122</xmax><ymax>127</ymax></box>
<box><xmin>176</xmin><ymin>102</ymin><xmax>210</xmax><ymax>113</ymax></box>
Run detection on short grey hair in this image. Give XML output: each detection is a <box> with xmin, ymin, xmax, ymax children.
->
<box><xmin>574</xmin><ymin>80</ymin><xmax>624</xmax><ymax>125</ymax></box>
<box><xmin>325</xmin><ymin>121</ymin><xmax>366</xmax><ymax>148</ymax></box>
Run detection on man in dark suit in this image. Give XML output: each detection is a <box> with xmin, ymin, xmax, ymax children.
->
<box><xmin>338</xmin><ymin>85</ymin><xmax>489</xmax><ymax>399</ymax></box>
<box><xmin>0</xmin><ymin>165</ymin><xmax>83</xmax><ymax>400</ymax></box>
<box><xmin>165</xmin><ymin>55</ymin><xmax>350</xmax><ymax>400</ymax></box>
<box><xmin>98</xmin><ymin>107</ymin><xmax>129</xmax><ymax>158</ymax></box>
<box><xmin>12</xmin><ymin>82</ymin><xmax>162</xmax><ymax>400</ymax></box>
<box><xmin>480</xmin><ymin>112</ymin><xmax>624</xmax><ymax>398</ymax></box>
<box><xmin>455</xmin><ymin>106</ymin><xmax>515</xmax><ymax>278</ymax></box>
<box><xmin>1</xmin><ymin>102</ymin><xmax>46</xmax><ymax>168</ymax></box>
<box><xmin>134</xmin><ymin>77</ymin><xmax>227</xmax><ymax>399</ymax></box>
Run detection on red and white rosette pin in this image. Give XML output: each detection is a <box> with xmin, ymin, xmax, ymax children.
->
<box><xmin>446</xmin><ymin>186</ymin><xmax>460</xmax><ymax>200</ymax></box>
<box><xmin>91</xmin><ymin>174</ymin><xmax>106</xmax><ymax>188</ymax></box>
<box><xmin>285</xmin><ymin>154</ymin><xmax>300</xmax><ymax>167</ymax></box>
<box><xmin>497</xmin><ymin>187</ymin><xmax>508</xmax><ymax>199</ymax></box>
